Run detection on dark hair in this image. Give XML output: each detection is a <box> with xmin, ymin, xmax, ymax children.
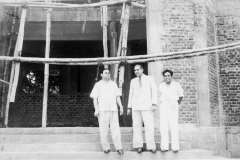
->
<box><xmin>134</xmin><ymin>63</ymin><xmax>143</xmax><ymax>69</ymax></box>
<box><xmin>162</xmin><ymin>69</ymin><xmax>173</xmax><ymax>76</ymax></box>
<box><xmin>99</xmin><ymin>64</ymin><xmax>110</xmax><ymax>74</ymax></box>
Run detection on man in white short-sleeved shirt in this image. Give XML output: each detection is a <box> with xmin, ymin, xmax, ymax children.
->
<box><xmin>158</xmin><ymin>69</ymin><xmax>184</xmax><ymax>152</ymax></box>
<box><xmin>127</xmin><ymin>64</ymin><xmax>157</xmax><ymax>153</ymax></box>
<box><xmin>90</xmin><ymin>66</ymin><xmax>124</xmax><ymax>155</ymax></box>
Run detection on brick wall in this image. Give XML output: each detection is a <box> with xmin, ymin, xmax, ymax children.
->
<box><xmin>216</xmin><ymin>0</ymin><xmax>240</xmax><ymax>126</ymax></box>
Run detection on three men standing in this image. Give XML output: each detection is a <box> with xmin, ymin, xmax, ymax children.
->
<box><xmin>127</xmin><ymin>64</ymin><xmax>157</xmax><ymax>153</ymax></box>
<box><xmin>90</xmin><ymin>64</ymin><xmax>183</xmax><ymax>154</ymax></box>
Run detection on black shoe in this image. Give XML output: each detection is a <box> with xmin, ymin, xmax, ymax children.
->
<box><xmin>150</xmin><ymin>149</ymin><xmax>157</xmax><ymax>153</ymax></box>
<box><xmin>103</xmin><ymin>149</ymin><xmax>110</xmax><ymax>154</ymax></box>
<box><xmin>117</xmin><ymin>149</ymin><xmax>124</xmax><ymax>155</ymax></box>
<box><xmin>161</xmin><ymin>149</ymin><xmax>168</xmax><ymax>152</ymax></box>
<box><xmin>172</xmin><ymin>150</ymin><xmax>179</xmax><ymax>153</ymax></box>
<box><xmin>137</xmin><ymin>148</ymin><xmax>143</xmax><ymax>153</ymax></box>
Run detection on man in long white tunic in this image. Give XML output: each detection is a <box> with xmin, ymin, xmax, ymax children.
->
<box><xmin>158</xmin><ymin>69</ymin><xmax>184</xmax><ymax>152</ymax></box>
<box><xmin>127</xmin><ymin>64</ymin><xmax>157</xmax><ymax>153</ymax></box>
<box><xmin>90</xmin><ymin>67</ymin><xmax>124</xmax><ymax>155</ymax></box>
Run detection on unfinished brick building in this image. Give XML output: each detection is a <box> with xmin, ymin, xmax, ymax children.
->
<box><xmin>0</xmin><ymin>0</ymin><xmax>239</xmax><ymax>158</ymax></box>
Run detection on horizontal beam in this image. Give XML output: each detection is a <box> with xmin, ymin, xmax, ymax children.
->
<box><xmin>0</xmin><ymin>79</ymin><xmax>9</xmax><ymax>85</ymax></box>
<box><xmin>0</xmin><ymin>0</ymin><xmax>146</xmax><ymax>9</ymax></box>
<box><xmin>0</xmin><ymin>41</ymin><xmax>240</xmax><ymax>65</ymax></box>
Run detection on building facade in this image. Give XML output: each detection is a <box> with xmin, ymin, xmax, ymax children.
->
<box><xmin>0</xmin><ymin>0</ymin><xmax>239</xmax><ymax>129</ymax></box>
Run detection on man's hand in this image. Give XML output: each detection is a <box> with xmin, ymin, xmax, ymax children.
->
<box><xmin>152</xmin><ymin>104</ymin><xmax>157</xmax><ymax>111</ymax></box>
<box><xmin>94</xmin><ymin>110</ymin><xmax>99</xmax><ymax>117</ymax></box>
<box><xmin>127</xmin><ymin>108</ymin><xmax>132</xmax><ymax>115</ymax></box>
<box><xmin>119</xmin><ymin>106</ymin><xmax>124</xmax><ymax>116</ymax></box>
<box><xmin>178</xmin><ymin>97</ymin><xmax>183</xmax><ymax>105</ymax></box>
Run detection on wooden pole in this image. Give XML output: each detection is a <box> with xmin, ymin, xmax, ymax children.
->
<box><xmin>101</xmin><ymin>5</ymin><xmax>108</xmax><ymax>59</ymax></box>
<box><xmin>42</xmin><ymin>4</ymin><xmax>51</xmax><ymax>128</ymax></box>
<box><xmin>4</xmin><ymin>7</ymin><xmax>27</xmax><ymax>127</ymax></box>
<box><xmin>0</xmin><ymin>0</ymin><xmax>145</xmax><ymax>9</ymax></box>
<box><xmin>114</xmin><ymin>3</ymin><xmax>130</xmax><ymax>82</ymax></box>
<box><xmin>1</xmin><ymin>7</ymin><xmax>18</xmax><ymax>126</ymax></box>
<box><xmin>10</xmin><ymin>8</ymin><xmax>27</xmax><ymax>102</ymax></box>
<box><xmin>109</xmin><ymin>21</ymin><xmax>118</xmax><ymax>78</ymax></box>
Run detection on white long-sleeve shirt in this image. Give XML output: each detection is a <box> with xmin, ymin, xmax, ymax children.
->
<box><xmin>128</xmin><ymin>74</ymin><xmax>157</xmax><ymax>110</ymax></box>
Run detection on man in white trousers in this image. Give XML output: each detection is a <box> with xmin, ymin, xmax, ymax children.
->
<box><xmin>90</xmin><ymin>66</ymin><xmax>124</xmax><ymax>155</ymax></box>
<box><xmin>158</xmin><ymin>69</ymin><xmax>184</xmax><ymax>152</ymax></box>
<box><xmin>127</xmin><ymin>64</ymin><xmax>157</xmax><ymax>153</ymax></box>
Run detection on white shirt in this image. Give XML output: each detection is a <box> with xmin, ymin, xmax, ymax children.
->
<box><xmin>158</xmin><ymin>81</ymin><xmax>184</xmax><ymax>107</ymax></box>
<box><xmin>128</xmin><ymin>74</ymin><xmax>157</xmax><ymax>110</ymax></box>
<box><xmin>90</xmin><ymin>80</ymin><xmax>121</xmax><ymax>111</ymax></box>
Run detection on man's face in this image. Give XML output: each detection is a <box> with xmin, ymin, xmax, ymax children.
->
<box><xmin>163</xmin><ymin>72</ymin><xmax>172</xmax><ymax>84</ymax></box>
<box><xmin>134</xmin><ymin>65</ymin><xmax>143</xmax><ymax>77</ymax></box>
<box><xmin>101</xmin><ymin>69</ymin><xmax>110</xmax><ymax>81</ymax></box>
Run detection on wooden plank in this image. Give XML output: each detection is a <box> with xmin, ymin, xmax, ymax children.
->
<box><xmin>10</xmin><ymin>8</ymin><xmax>27</xmax><ymax>102</ymax></box>
<box><xmin>42</xmin><ymin>5</ymin><xmax>51</xmax><ymax>128</ymax></box>
<box><xmin>4</xmin><ymin>8</ymin><xmax>27</xmax><ymax>127</ymax></box>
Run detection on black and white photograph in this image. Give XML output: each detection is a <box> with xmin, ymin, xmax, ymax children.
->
<box><xmin>0</xmin><ymin>0</ymin><xmax>239</xmax><ymax>159</ymax></box>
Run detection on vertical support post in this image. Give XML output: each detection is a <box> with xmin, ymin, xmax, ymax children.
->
<box><xmin>113</xmin><ymin>3</ymin><xmax>130</xmax><ymax>82</ymax></box>
<box><xmin>145</xmin><ymin>0</ymin><xmax>164</xmax><ymax>129</ymax></box>
<box><xmin>101</xmin><ymin>5</ymin><xmax>108</xmax><ymax>59</ymax></box>
<box><xmin>9</xmin><ymin>7</ymin><xmax>27</xmax><ymax>103</ymax></box>
<box><xmin>42</xmin><ymin>4</ymin><xmax>51</xmax><ymax>128</ymax></box>
<box><xmin>109</xmin><ymin>21</ymin><xmax>117</xmax><ymax>78</ymax></box>
<box><xmin>4</xmin><ymin>8</ymin><xmax>27</xmax><ymax>127</ymax></box>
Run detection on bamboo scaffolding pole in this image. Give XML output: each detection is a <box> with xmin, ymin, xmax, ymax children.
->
<box><xmin>0</xmin><ymin>79</ymin><xmax>10</xmax><ymax>85</ymax></box>
<box><xmin>0</xmin><ymin>0</ymin><xmax>145</xmax><ymax>9</ymax></box>
<box><xmin>0</xmin><ymin>40</ymin><xmax>240</xmax><ymax>65</ymax></box>
<box><xmin>101</xmin><ymin>5</ymin><xmax>108</xmax><ymax>59</ymax></box>
<box><xmin>10</xmin><ymin>8</ymin><xmax>27</xmax><ymax>102</ymax></box>
<box><xmin>114</xmin><ymin>3</ymin><xmax>130</xmax><ymax>81</ymax></box>
<box><xmin>4</xmin><ymin>8</ymin><xmax>27</xmax><ymax>127</ymax></box>
<box><xmin>1</xmin><ymin>7</ymin><xmax>18</xmax><ymax>123</ymax></box>
<box><xmin>42</xmin><ymin>5</ymin><xmax>51</xmax><ymax>128</ymax></box>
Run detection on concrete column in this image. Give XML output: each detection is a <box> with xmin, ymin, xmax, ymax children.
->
<box><xmin>146</xmin><ymin>0</ymin><xmax>164</xmax><ymax>85</ymax></box>
<box><xmin>194</xmin><ymin>0</ymin><xmax>212</xmax><ymax>126</ymax></box>
<box><xmin>145</xmin><ymin>0</ymin><xmax>165</xmax><ymax>129</ymax></box>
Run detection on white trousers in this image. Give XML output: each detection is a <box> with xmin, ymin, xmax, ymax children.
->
<box><xmin>132</xmin><ymin>110</ymin><xmax>156</xmax><ymax>150</ymax></box>
<box><xmin>159</xmin><ymin>104</ymin><xmax>179</xmax><ymax>151</ymax></box>
<box><xmin>98</xmin><ymin>111</ymin><xmax>122</xmax><ymax>150</ymax></box>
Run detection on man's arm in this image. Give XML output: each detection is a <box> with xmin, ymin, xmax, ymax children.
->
<box><xmin>117</xmin><ymin>96</ymin><xmax>124</xmax><ymax>116</ymax></box>
<box><xmin>150</xmin><ymin>76</ymin><xmax>158</xmax><ymax>110</ymax></box>
<box><xmin>127</xmin><ymin>80</ymin><xmax>133</xmax><ymax>115</ymax></box>
<box><xmin>93</xmin><ymin>98</ymin><xmax>99</xmax><ymax>117</ymax></box>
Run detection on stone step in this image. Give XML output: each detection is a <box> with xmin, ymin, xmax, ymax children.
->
<box><xmin>0</xmin><ymin>142</ymin><xmax>194</xmax><ymax>152</ymax></box>
<box><xmin>0</xmin><ymin>134</ymin><xmax>191</xmax><ymax>144</ymax></box>
<box><xmin>0</xmin><ymin>150</ymin><xmax>227</xmax><ymax>160</ymax></box>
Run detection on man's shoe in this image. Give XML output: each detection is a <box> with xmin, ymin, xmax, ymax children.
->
<box><xmin>172</xmin><ymin>150</ymin><xmax>179</xmax><ymax>153</ymax></box>
<box><xmin>150</xmin><ymin>149</ymin><xmax>157</xmax><ymax>153</ymax></box>
<box><xmin>117</xmin><ymin>149</ymin><xmax>124</xmax><ymax>155</ymax></box>
<box><xmin>103</xmin><ymin>149</ymin><xmax>110</xmax><ymax>154</ymax></box>
<box><xmin>161</xmin><ymin>149</ymin><xmax>168</xmax><ymax>152</ymax></box>
<box><xmin>137</xmin><ymin>148</ymin><xmax>143</xmax><ymax>153</ymax></box>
